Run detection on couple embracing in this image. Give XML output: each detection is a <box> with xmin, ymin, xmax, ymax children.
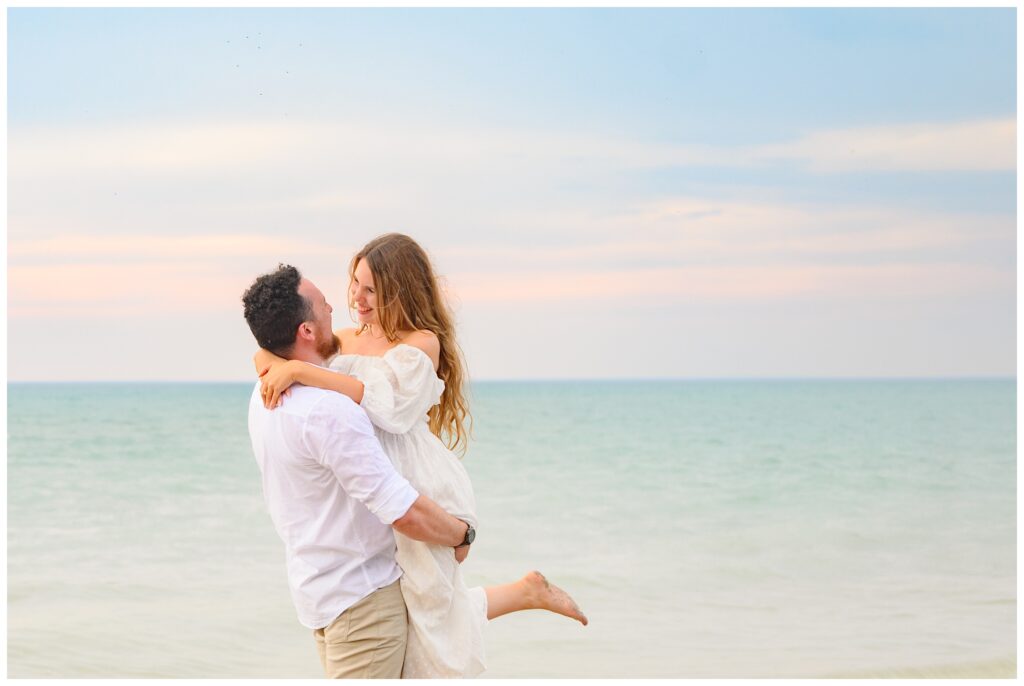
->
<box><xmin>242</xmin><ymin>233</ymin><xmax>586</xmax><ymax>678</ymax></box>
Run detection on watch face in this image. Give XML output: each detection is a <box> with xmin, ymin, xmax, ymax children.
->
<box><xmin>466</xmin><ymin>527</ymin><xmax>476</xmax><ymax>545</ymax></box>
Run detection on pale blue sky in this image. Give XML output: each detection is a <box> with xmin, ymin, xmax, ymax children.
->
<box><xmin>7</xmin><ymin>8</ymin><xmax>1016</xmax><ymax>380</ymax></box>
<box><xmin>9</xmin><ymin>9</ymin><xmax>1016</xmax><ymax>131</ymax></box>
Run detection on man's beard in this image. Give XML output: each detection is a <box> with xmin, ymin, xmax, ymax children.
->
<box><xmin>316</xmin><ymin>331</ymin><xmax>341</xmax><ymax>361</ymax></box>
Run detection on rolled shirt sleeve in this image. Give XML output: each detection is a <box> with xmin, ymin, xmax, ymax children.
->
<box><xmin>303</xmin><ymin>393</ymin><xmax>419</xmax><ymax>524</ymax></box>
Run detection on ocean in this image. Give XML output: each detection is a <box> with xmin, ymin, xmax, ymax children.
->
<box><xmin>7</xmin><ymin>379</ymin><xmax>1016</xmax><ymax>677</ymax></box>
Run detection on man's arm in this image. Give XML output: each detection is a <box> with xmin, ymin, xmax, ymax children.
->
<box><xmin>308</xmin><ymin>394</ymin><xmax>468</xmax><ymax>551</ymax></box>
<box><xmin>392</xmin><ymin>495</ymin><xmax>469</xmax><ymax>547</ymax></box>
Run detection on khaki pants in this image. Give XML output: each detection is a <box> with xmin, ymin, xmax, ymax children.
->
<box><xmin>314</xmin><ymin>580</ymin><xmax>408</xmax><ymax>679</ymax></box>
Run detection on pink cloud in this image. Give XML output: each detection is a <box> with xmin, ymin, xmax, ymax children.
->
<box><xmin>447</xmin><ymin>263</ymin><xmax>1012</xmax><ymax>305</ymax></box>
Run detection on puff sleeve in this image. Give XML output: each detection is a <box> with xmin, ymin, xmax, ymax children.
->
<box><xmin>353</xmin><ymin>345</ymin><xmax>445</xmax><ymax>435</ymax></box>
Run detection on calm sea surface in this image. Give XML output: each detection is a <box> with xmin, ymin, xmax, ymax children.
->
<box><xmin>7</xmin><ymin>380</ymin><xmax>1016</xmax><ymax>677</ymax></box>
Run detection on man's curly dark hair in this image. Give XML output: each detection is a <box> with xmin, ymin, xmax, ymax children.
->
<box><xmin>242</xmin><ymin>264</ymin><xmax>313</xmax><ymax>356</ymax></box>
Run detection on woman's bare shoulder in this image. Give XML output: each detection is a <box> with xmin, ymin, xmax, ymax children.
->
<box><xmin>401</xmin><ymin>330</ymin><xmax>440</xmax><ymax>370</ymax></box>
<box><xmin>334</xmin><ymin>327</ymin><xmax>359</xmax><ymax>352</ymax></box>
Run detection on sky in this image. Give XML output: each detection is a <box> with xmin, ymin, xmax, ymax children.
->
<box><xmin>7</xmin><ymin>8</ymin><xmax>1017</xmax><ymax>381</ymax></box>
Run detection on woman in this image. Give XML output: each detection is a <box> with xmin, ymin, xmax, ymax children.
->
<box><xmin>255</xmin><ymin>233</ymin><xmax>586</xmax><ymax>678</ymax></box>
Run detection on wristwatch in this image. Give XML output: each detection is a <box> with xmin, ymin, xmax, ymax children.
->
<box><xmin>457</xmin><ymin>521</ymin><xmax>476</xmax><ymax>548</ymax></box>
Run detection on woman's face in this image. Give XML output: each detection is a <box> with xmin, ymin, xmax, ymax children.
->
<box><xmin>350</xmin><ymin>258</ymin><xmax>379</xmax><ymax>326</ymax></box>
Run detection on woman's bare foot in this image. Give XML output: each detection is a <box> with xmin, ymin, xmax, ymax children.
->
<box><xmin>523</xmin><ymin>570</ymin><xmax>588</xmax><ymax>625</ymax></box>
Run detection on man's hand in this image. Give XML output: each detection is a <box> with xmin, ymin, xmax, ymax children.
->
<box><xmin>392</xmin><ymin>496</ymin><xmax>475</xmax><ymax>549</ymax></box>
<box><xmin>454</xmin><ymin>545</ymin><xmax>470</xmax><ymax>564</ymax></box>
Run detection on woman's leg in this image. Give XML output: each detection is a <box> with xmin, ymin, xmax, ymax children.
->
<box><xmin>484</xmin><ymin>571</ymin><xmax>588</xmax><ymax>624</ymax></box>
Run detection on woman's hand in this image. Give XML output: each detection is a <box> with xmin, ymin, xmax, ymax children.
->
<box><xmin>258</xmin><ymin>357</ymin><xmax>299</xmax><ymax>409</ymax></box>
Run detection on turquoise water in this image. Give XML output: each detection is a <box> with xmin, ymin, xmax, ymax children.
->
<box><xmin>7</xmin><ymin>380</ymin><xmax>1016</xmax><ymax>677</ymax></box>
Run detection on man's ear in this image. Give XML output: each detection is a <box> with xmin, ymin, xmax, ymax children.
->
<box><xmin>296</xmin><ymin>322</ymin><xmax>314</xmax><ymax>342</ymax></box>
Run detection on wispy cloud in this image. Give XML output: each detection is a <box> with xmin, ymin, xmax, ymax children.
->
<box><xmin>8</xmin><ymin>234</ymin><xmax>359</xmax><ymax>317</ymax></box>
<box><xmin>9</xmin><ymin>116</ymin><xmax>1013</xmax><ymax>265</ymax></box>
<box><xmin>13</xmin><ymin>255</ymin><xmax>1008</xmax><ymax>319</ymax></box>
<box><xmin>8</xmin><ymin>118</ymin><xmax>1013</xmax><ymax>320</ymax></box>
<box><xmin>9</xmin><ymin>262</ymin><xmax>241</xmax><ymax>317</ymax></box>
<box><xmin>8</xmin><ymin>116</ymin><xmax>1015</xmax><ymax>182</ymax></box>
<box><xmin>447</xmin><ymin>262</ymin><xmax>1012</xmax><ymax>304</ymax></box>
<box><xmin>9</xmin><ymin>233</ymin><xmax>336</xmax><ymax>261</ymax></box>
<box><xmin>8</xmin><ymin>121</ymin><xmax>314</xmax><ymax>176</ymax></box>
<box><xmin>749</xmin><ymin>118</ymin><xmax>1016</xmax><ymax>173</ymax></box>
<box><xmin>9</xmin><ymin>189</ymin><xmax>1013</xmax><ymax>319</ymax></box>
<box><xmin>6</xmin><ymin>10</ymin><xmax>1014</xmax><ymax>381</ymax></box>
<box><xmin>436</xmin><ymin>197</ymin><xmax>1013</xmax><ymax>268</ymax></box>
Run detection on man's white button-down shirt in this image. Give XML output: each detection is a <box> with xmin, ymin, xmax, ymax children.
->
<box><xmin>248</xmin><ymin>382</ymin><xmax>419</xmax><ymax>629</ymax></box>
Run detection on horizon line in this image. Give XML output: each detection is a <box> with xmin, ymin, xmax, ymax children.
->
<box><xmin>6</xmin><ymin>375</ymin><xmax>1017</xmax><ymax>384</ymax></box>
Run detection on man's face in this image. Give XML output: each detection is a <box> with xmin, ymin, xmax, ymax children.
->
<box><xmin>298</xmin><ymin>278</ymin><xmax>340</xmax><ymax>360</ymax></box>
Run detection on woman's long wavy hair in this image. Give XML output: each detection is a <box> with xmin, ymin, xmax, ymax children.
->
<box><xmin>349</xmin><ymin>233</ymin><xmax>472</xmax><ymax>455</ymax></box>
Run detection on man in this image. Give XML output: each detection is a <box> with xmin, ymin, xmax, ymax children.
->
<box><xmin>241</xmin><ymin>264</ymin><xmax>474</xmax><ymax>678</ymax></box>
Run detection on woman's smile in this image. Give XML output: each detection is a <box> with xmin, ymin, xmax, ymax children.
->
<box><xmin>350</xmin><ymin>258</ymin><xmax>381</xmax><ymax>324</ymax></box>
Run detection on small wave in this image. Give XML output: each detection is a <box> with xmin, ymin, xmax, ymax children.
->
<box><xmin>827</xmin><ymin>656</ymin><xmax>1015</xmax><ymax>678</ymax></box>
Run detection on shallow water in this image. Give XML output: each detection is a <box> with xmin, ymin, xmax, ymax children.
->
<box><xmin>7</xmin><ymin>379</ymin><xmax>1016</xmax><ymax>677</ymax></box>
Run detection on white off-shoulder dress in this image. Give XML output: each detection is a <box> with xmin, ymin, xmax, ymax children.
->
<box><xmin>329</xmin><ymin>344</ymin><xmax>487</xmax><ymax>678</ymax></box>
